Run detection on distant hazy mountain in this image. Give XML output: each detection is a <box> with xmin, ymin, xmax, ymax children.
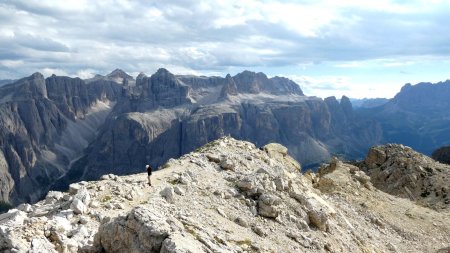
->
<box><xmin>350</xmin><ymin>98</ymin><xmax>389</xmax><ymax>108</ymax></box>
<box><xmin>355</xmin><ymin>80</ymin><xmax>450</xmax><ymax>156</ymax></box>
<box><xmin>0</xmin><ymin>69</ymin><xmax>381</xmax><ymax>205</ymax></box>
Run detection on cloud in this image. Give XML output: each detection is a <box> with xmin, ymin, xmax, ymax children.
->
<box><xmin>0</xmin><ymin>0</ymin><xmax>449</xmax><ymax>98</ymax></box>
<box><xmin>288</xmin><ymin>74</ymin><xmax>403</xmax><ymax>99</ymax></box>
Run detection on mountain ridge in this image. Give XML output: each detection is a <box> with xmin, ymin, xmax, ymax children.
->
<box><xmin>0</xmin><ymin>137</ymin><xmax>448</xmax><ymax>252</ymax></box>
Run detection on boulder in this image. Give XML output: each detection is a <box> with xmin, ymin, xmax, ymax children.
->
<box><xmin>29</xmin><ymin>237</ymin><xmax>57</xmax><ymax>253</ymax></box>
<box><xmin>258</xmin><ymin>194</ymin><xmax>282</xmax><ymax>218</ymax></box>
<box><xmin>263</xmin><ymin>143</ymin><xmax>288</xmax><ymax>159</ymax></box>
<box><xmin>160</xmin><ymin>187</ymin><xmax>176</xmax><ymax>203</ymax></box>
<box><xmin>173</xmin><ymin>186</ymin><xmax>185</xmax><ymax>196</ymax></box>
<box><xmin>236</xmin><ymin>177</ymin><xmax>255</xmax><ymax>191</ymax></box>
<box><xmin>70</xmin><ymin>199</ymin><xmax>87</xmax><ymax>214</ymax></box>
<box><xmin>220</xmin><ymin>158</ymin><xmax>236</xmax><ymax>171</ymax></box>
<box><xmin>70</xmin><ymin>187</ymin><xmax>91</xmax><ymax>214</ymax></box>
<box><xmin>17</xmin><ymin>203</ymin><xmax>33</xmax><ymax>213</ymax></box>
<box><xmin>365</xmin><ymin>147</ymin><xmax>387</xmax><ymax>166</ymax></box>
<box><xmin>296</xmin><ymin>192</ymin><xmax>336</xmax><ymax>231</ymax></box>
<box><xmin>96</xmin><ymin>206</ymin><xmax>171</xmax><ymax>252</ymax></box>
<box><xmin>160</xmin><ymin>233</ymin><xmax>206</xmax><ymax>253</ymax></box>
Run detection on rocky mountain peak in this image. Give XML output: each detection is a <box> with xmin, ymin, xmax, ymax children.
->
<box><xmin>106</xmin><ymin>69</ymin><xmax>132</xmax><ymax>80</ymax></box>
<box><xmin>392</xmin><ymin>80</ymin><xmax>450</xmax><ymax>112</ymax></box>
<box><xmin>136</xmin><ymin>72</ymin><xmax>147</xmax><ymax>80</ymax></box>
<box><xmin>269</xmin><ymin>76</ymin><xmax>304</xmax><ymax>95</ymax></box>
<box><xmin>1</xmin><ymin>137</ymin><xmax>449</xmax><ymax>252</ymax></box>
<box><xmin>154</xmin><ymin>68</ymin><xmax>171</xmax><ymax>76</ymax></box>
<box><xmin>3</xmin><ymin>72</ymin><xmax>48</xmax><ymax>100</ymax></box>
<box><xmin>31</xmin><ymin>72</ymin><xmax>45</xmax><ymax>80</ymax></box>
<box><xmin>340</xmin><ymin>95</ymin><xmax>353</xmax><ymax>117</ymax></box>
<box><xmin>231</xmin><ymin>70</ymin><xmax>303</xmax><ymax>95</ymax></box>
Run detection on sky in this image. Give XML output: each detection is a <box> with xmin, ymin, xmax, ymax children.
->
<box><xmin>1</xmin><ymin>0</ymin><xmax>450</xmax><ymax>98</ymax></box>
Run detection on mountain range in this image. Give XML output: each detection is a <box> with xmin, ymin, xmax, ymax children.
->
<box><xmin>0</xmin><ymin>69</ymin><xmax>449</xmax><ymax>206</ymax></box>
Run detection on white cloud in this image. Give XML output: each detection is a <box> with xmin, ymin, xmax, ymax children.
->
<box><xmin>39</xmin><ymin>68</ymin><xmax>69</xmax><ymax>77</ymax></box>
<box><xmin>288</xmin><ymin>74</ymin><xmax>402</xmax><ymax>99</ymax></box>
<box><xmin>0</xmin><ymin>0</ymin><xmax>449</xmax><ymax>98</ymax></box>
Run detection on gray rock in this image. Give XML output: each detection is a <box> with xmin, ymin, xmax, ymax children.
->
<box><xmin>160</xmin><ymin>187</ymin><xmax>176</xmax><ymax>203</ymax></box>
<box><xmin>258</xmin><ymin>194</ymin><xmax>282</xmax><ymax>218</ymax></box>
<box><xmin>252</xmin><ymin>225</ymin><xmax>267</xmax><ymax>237</ymax></box>
<box><xmin>0</xmin><ymin>210</ymin><xmax>27</xmax><ymax>227</ymax></box>
<box><xmin>160</xmin><ymin>233</ymin><xmax>206</xmax><ymax>253</ymax></box>
<box><xmin>17</xmin><ymin>203</ymin><xmax>33</xmax><ymax>213</ymax></box>
<box><xmin>234</xmin><ymin>217</ymin><xmax>249</xmax><ymax>227</ymax></box>
<box><xmin>95</xmin><ymin>206</ymin><xmax>171</xmax><ymax>252</ymax></box>
<box><xmin>173</xmin><ymin>186</ymin><xmax>185</xmax><ymax>196</ymax></box>
<box><xmin>70</xmin><ymin>199</ymin><xmax>87</xmax><ymax>214</ymax></box>
<box><xmin>274</xmin><ymin>177</ymin><xmax>288</xmax><ymax>191</ymax></box>
<box><xmin>220</xmin><ymin>158</ymin><xmax>236</xmax><ymax>171</ymax></box>
<box><xmin>206</xmin><ymin>154</ymin><xmax>221</xmax><ymax>163</ymax></box>
<box><xmin>236</xmin><ymin>178</ymin><xmax>255</xmax><ymax>191</ymax></box>
<box><xmin>29</xmin><ymin>237</ymin><xmax>57</xmax><ymax>253</ymax></box>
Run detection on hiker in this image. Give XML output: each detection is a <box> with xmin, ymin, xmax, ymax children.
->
<box><xmin>146</xmin><ymin>164</ymin><xmax>152</xmax><ymax>186</ymax></box>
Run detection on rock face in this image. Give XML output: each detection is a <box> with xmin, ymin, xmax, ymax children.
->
<box><xmin>355</xmin><ymin>79</ymin><xmax>450</xmax><ymax>156</ymax></box>
<box><xmin>1</xmin><ymin>68</ymin><xmax>382</xmax><ymax>205</ymax></box>
<box><xmin>0</xmin><ymin>72</ymin><xmax>123</xmax><ymax>205</ymax></box>
<box><xmin>432</xmin><ymin>146</ymin><xmax>450</xmax><ymax>165</ymax></box>
<box><xmin>64</xmin><ymin>69</ymin><xmax>380</xmax><ymax>182</ymax></box>
<box><xmin>359</xmin><ymin>144</ymin><xmax>450</xmax><ymax>210</ymax></box>
<box><xmin>0</xmin><ymin>138</ymin><xmax>448</xmax><ymax>253</ymax></box>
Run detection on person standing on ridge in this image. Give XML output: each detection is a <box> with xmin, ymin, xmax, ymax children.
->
<box><xmin>146</xmin><ymin>164</ymin><xmax>152</xmax><ymax>186</ymax></box>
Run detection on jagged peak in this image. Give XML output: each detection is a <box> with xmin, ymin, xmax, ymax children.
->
<box><xmin>150</xmin><ymin>68</ymin><xmax>177</xmax><ymax>82</ymax></box>
<box><xmin>234</xmin><ymin>70</ymin><xmax>268</xmax><ymax>79</ymax></box>
<box><xmin>136</xmin><ymin>72</ymin><xmax>147</xmax><ymax>80</ymax></box>
<box><xmin>154</xmin><ymin>68</ymin><xmax>172</xmax><ymax>75</ymax></box>
<box><xmin>340</xmin><ymin>95</ymin><xmax>352</xmax><ymax>106</ymax></box>
<box><xmin>106</xmin><ymin>68</ymin><xmax>132</xmax><ymax>79</ymax></box>
<box><xmin>324</xmin><ymin>96</ymin><xmax>338</xmax><ymax>102</ymax></box>
<box><xmin>30</xmin><ymin>72</ymin><xmax>44</xmax><ymax>79</ymax></box>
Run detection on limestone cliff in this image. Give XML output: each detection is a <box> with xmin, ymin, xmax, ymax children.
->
<box><xmin>61</xmin><ymin>69</ymin><xmax>380</xmax><ymax>185</ymax></box>
<box><xmin>1</xmin><ymin>69</ymin><xmax>381</xmax><ymax>205</ymax></box>
<box><xmin>0</xmin><ymin>72</ymin><xmax>123</xmax><ymax>204</ymax></box>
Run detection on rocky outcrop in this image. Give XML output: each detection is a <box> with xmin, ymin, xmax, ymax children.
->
<box><xmin>137</xmin><ymin>68</ymin><xmax>192</xmax><ymax>108</ymax></box>
<box><xmin>359</xmin><ymin>144</ymin><xmax>450</xmax><ymax>210</ymax></box>
<box><xmin>432</xmin><ymin>146</ymin><xmax>450</xmax><ymax>165</ymax></box>
<box><xmin>231</xmin><ymin>71</ymin><xmax>304</xmax><ymax>95</ymax></box>
<box><xmin>1</xmin><ymin>138</ymin><xmax>448</xmax><ymax>252</ymax></box>
<box><xmin>85</xmin><ymin>69</ymin><xmax>135</xmax><ymax>86</ymax></box>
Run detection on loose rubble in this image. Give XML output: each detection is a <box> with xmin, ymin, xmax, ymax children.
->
<box><xmin>0</xmin><ymin>137</ymin><xmax>449</xmax><ymax>252</ymax></box>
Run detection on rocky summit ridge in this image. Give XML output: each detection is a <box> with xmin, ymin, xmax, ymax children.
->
<box><xmin>1</xmin><ymin>137</ymin><xmax>449</xmax><ymax>253</ymax></box>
